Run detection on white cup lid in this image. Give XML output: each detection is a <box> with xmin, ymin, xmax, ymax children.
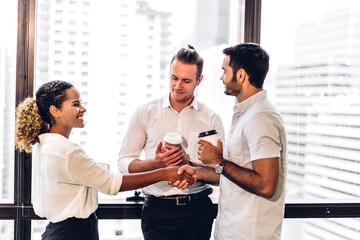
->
<box><xmin>163</xmin><ymin>132</ymin><xmax>182</xmax><ymax>145</ymax></box>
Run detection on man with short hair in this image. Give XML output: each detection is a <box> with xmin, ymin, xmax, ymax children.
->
<box><xmin>118</xmin><ymin>45</ymin><xmax>224</xmax><ymax>240</ymax></box>
<box><xmin>198</xmin><ymin>43</ymin><xmax>287</xmax><ymax>240</ymax></box>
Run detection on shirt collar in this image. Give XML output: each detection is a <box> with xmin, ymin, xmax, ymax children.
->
<box><xmin>39</xmin><ymin>133</ymin><xmax>69</xmax><ymax>143</ymax></box>
<box><xmin>233</xmin><ymin>90</ymin><xmax>267</xmax><ymax>114</ymax></box>
<box><xmin>161</xmin><ymin>94</ymin><xmax>200</xmax><ymax>111</ymax></box>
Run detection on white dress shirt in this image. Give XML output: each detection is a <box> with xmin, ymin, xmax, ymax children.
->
<box><xmin>32</xmin><ymin>133</ymin><xmax>123</xmax><ymax>223</ymax></box>
<box><xmin>215</xmin><ymin>90</ymin><xmax>287</xmax><ymax>240</ymax></box>
<box><xmin>118</xmin><ymin>95</ymin><xmax>224</xmax><ymax>196</ymax></box>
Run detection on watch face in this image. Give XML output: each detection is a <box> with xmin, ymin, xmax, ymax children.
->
<box><xmin>215</xmin><ymin>164</ymin><xmax>223</xmax><ymax>174</ymax></box>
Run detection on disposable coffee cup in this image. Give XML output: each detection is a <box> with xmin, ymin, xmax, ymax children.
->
<box><xmin>198</xmin><ymin>130</ymin><xmax>218</xmax><ymax>146</ymax></box>
<box><xmin>163</xmin><ymin>132</ymin><xmax>182</xmax><ymax>150</ymax></box>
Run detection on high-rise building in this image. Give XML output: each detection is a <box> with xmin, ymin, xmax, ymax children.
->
<box><xmin>194</xmin><ymin>0</ymin><xmax>231</xmax><ymax>51</ymax></box>
<box><xmin>0</xmin><ymin>48</ymin><xmax>15</xmax><ymax>202</ymax></box>
<box><xmin>36</xmin><ymin>0</ymin><xmax>92</xmax><ymax>145</ymax></box>
<box><xmin>34</xmin><ymin>0</ymin><xmax>173</xmax><ymax>165</ymax></box>
<box><xmin>199</xmin><ymin>44</ymin><xmax>235</xmax><ymax>133</ymax></box>
<box><xmin>193</xmin><ymin>0</ymin><xmax>233</xmax><ymax>132</ymax></box>
<box><xmin>273</xmin><ymin>5</ymin><xmax>360</xmax><ymax>240</ymax></box>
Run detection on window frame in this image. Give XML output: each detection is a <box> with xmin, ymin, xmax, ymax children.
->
<box><xmin>0</xmin><ymin>0</ymin><xmax>359</xmax><ymax>239</ymax></box>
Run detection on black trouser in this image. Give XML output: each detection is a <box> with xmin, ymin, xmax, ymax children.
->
<box><xmin>141</xmin><ymin>195</ymin><xmax>216</xmax><ymax>240</ymax></box>
<box><xmin>41</xmin><ymin>213</ymin><xmax>99</xmax><ymax>240</ymax></box>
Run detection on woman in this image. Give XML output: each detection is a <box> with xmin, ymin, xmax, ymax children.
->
<box><xmin>15</xmin><ymin>80</ymin><xmax>196</xmax><ymax>240</ymax></box>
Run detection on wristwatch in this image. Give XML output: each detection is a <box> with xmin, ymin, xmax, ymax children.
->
<box><xmin>214</xmin><ymin>163</ymin><xmax>224</xmax><ymax>174</ymax></box>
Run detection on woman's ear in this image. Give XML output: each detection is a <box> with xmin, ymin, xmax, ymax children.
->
<box><xmin>49</xmin><ymin>105</ymin><xmax>59</xmax><ymax>118</ymax></box>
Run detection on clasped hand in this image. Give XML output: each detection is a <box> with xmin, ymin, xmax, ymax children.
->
<box><xmin>152</xmin><ymin>142</ymin><xmax>196</xmax><ymax>189</ymax></box>
<box><xmin>167</xmin><ymin>165</ymin><xmax>197</xmax><ymax>190</ymax></box>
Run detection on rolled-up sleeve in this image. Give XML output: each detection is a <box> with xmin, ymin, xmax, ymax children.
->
<box><xmin>118</xmin><ymin>106</ymin><xmax>147</xmax><ymax>174</ymax></box>
<box><xmin>67</xmin><ymin>147</ymin><xmax>123</xmax><ymax>195</ymax></box>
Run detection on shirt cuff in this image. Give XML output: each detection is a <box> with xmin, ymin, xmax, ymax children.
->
<box><xmin>118</xmin><ymin>157</ymin><xmax>136</xmax><ymax>174</ymax></box>
<box><xmin>110</xmin><ymin>173</ymin><xmax>123</xmax><ymax>195</ymax></box>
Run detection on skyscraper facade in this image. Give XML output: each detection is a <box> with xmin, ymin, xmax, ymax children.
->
<box><xmin>273</xmin><ymin>5</ymin><xmax>360</xmax><ymax>240</ymax></box>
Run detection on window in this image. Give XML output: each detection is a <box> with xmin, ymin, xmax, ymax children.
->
<box><xmin>4</xmin><ymin>0</ymin><xmax>360</xmax><ymax>239</ymax></box>
<box><xmin>0</xmin><ymin>0</ymin><xmax>17</xmax><ymax>239</ymax></box>
<box><xmin>261</xmin><ymin>0</ymin><xmax>360</xmax><ymax>202</ymax></box>
<box><xmin>0</xmin><ymin>0</ymin><xmax>16</xmax><ymax>204</ymax></box>
<box><xmin>261</xmin><ymin>0</ymin><xmax>360</xmax><ymax>239</ymax></box>
<box><xmin>0</xmin><ymin>221</ymin><xmax>14</xmax><ymax>239</ymax></box>
<box><xmin>33</xmin><ymin>1</ymin><xmax>238</xmax><ymax>238</ymax></box>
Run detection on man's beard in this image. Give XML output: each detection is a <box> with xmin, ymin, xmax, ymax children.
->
<box><xmin>224</xmin><ymin>75</ymin><xmax>241</xmax><ymax>96</ymax></box>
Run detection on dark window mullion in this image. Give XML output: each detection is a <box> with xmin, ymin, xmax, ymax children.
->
<box><xmin>244</xmin><ymin>0</ymin><xmax>262</xmax><ymax>43</ymax></box>
<box><xmin>15</xmin><ymin>0</ymin><xmax>35</xmax><ymax>239</ymax></box>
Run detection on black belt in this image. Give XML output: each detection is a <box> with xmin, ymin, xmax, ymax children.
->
<box><xmin>144</xmin><ymin>188</ymin><xmax>213</xmax><ymax>206</ymax></box>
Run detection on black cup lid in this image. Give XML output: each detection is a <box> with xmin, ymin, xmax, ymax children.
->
<box><xmin>198</xmin><ymin>130</ymin><xmax>217</xmax><ymax>138</ymax></box>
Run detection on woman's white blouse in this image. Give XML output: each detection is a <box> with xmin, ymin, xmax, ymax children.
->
<box><xmin>32</xmin><ymin>133</ymin><xmax>123</xmax><ymax>223</ymax></box>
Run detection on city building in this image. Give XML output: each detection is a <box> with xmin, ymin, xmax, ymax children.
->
<box><xmin>273</xmin><ymin>5</ymin><xmax>360</xmax><ymax>240</ymax></box>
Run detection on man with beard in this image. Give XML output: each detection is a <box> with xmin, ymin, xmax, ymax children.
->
<box><xmin>198</xmin><ymin>43</ymin><xmax>287</xmax><ymax>240</ymax></box>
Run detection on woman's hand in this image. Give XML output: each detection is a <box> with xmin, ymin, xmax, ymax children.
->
<box><xmin>167</xmin><ymin>165</ymin><xmax>197</xmax><ymax>189</ymax></box>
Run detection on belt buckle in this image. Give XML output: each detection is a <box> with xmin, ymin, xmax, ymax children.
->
<box><xmin>176</xmin><ymin>196</ymin><xmax>190</xmax><ymax>206</ymax></box>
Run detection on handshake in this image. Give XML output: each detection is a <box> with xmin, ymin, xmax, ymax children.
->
<box><xmin>154</xmin><ymin>131</ymin><xmax>222</xmax><ymax>189</ymax></box>
<box><xmin>154</xmin><ymin>132</ymin><xmax>196</xmax><ymax>189</ymax></box>
<box><xmin>164</xmin><ymin>165</ymin><xmax>197</xmax><ymax>190</ymax></box>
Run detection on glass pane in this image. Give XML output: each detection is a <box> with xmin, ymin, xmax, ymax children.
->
<box><xmin>99</xmin><ymin>220</ymin><xmax>143</xmax><ymax>239</ymax></box>
<box><xmin>32</xmin><ymin>220</ymin><xmax>47</xmax><ymax>239</ymax></box>
<box><xmin>0</xmin><ymin>220</ymin><xmax>14</xmax><ymax>239</ymax></box>
<box><xmin>33</xmin><ymin>219</ymin><xmax>144</xmax><ymax>239</ymax></box>
<box><xmin>0</xmin><ymin>0</ymin><xmax>17</xmax><ymax>203</ymax></box>
<box><xmin>34</xmin><ymin>0</ymin><xmax>238</xmax><ymax>203</ymax></box>
<box><xmin>282</xmin><ymin>218</ymin><xmax>360</xmax><ymax>240</ymax></box>
<box><xmin>261</xmin><ymin>0</ymin><xmax>360</xmax><ymax>201</ymax></box>
<box><xmin>34</xmin><ymin>219</ymin><xmax>215</xmax><ymax>239</ymax></box>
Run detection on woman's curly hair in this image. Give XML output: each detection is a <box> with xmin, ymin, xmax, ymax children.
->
<box><xmin>15</xmin><ymin>80</ymin><xmax>73</xmax><ymax>153</ymax></box>
<box><xmin>15</xmin><ymin>98</ymin><xmax>46</xmax><ymax>153</ymax></box>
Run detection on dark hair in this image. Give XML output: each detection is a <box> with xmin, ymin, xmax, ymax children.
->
<box><xmin>15</xmin><ymin>80</ymin><xmax>73</xmax><ymax>153</ymax></box>
<box><xmin>170</xmin><ymin>44</ymin><xmax>204</xmax><ymax>79</ymax></box>
<box><xmin>223</xmin><ymin>43</ymin><xmax>269</xmax><ymax>88</ymax></box>
<box><xmin>35</xmin><ymin>80</ymin><xmax>73</xmax><ymax>125</ymax></box>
